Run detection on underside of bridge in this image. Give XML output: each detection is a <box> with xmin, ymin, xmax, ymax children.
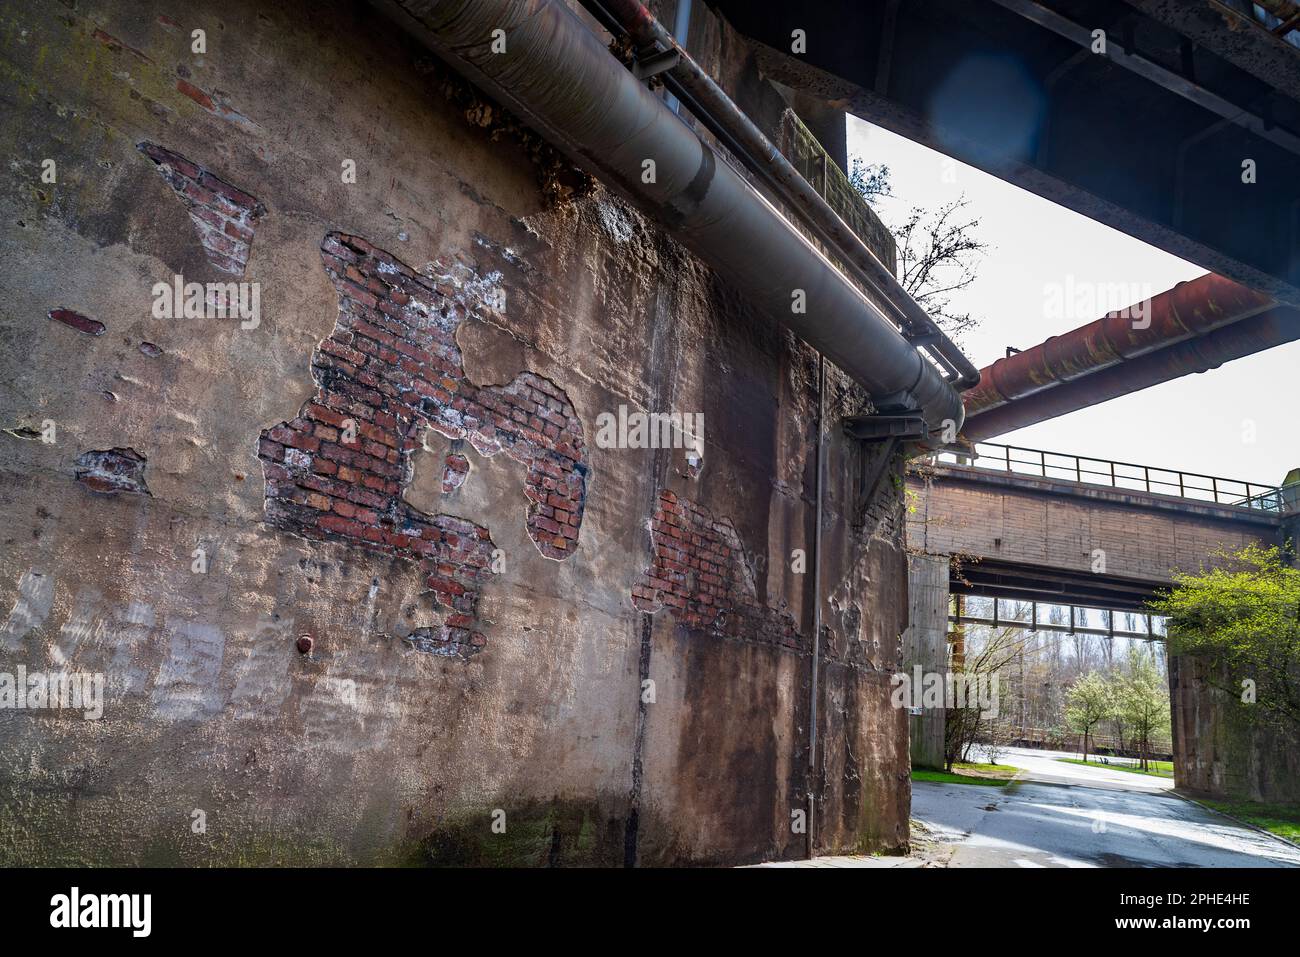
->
<box><xmin>713</xmin><ymin>0</ymin><xmax>1300</xmax><ymax>303</ymax></box>
<box><xmin>948</xmin><ymin>557</ymin><xmax>1162</xmax><ymax>613</ymax></box>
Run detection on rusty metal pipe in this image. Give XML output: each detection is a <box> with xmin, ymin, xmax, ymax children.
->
<box><xmin>582</xmin><ymin>0</ymin><xmax>980</xmax><ymax>391</ymax></box>
<box><xmin>964</xmin><ymin>273</ymin><xmax>1274</xmax><ymax>420</ymax></box>
<box><xmin>373</xmin><ymin>0</ymin><xmax>966</xmax><ymax>436</ymax></box>
<box><xmin>964</xmin><ymin>281</ymin><xmax>1299</xmax><ymax>441</ymax></box>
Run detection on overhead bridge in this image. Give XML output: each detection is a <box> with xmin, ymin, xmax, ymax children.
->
<box><xmin>907</xmin><ymin>442</ymin><xmax>1295</xmax><ymax>612</ymax></box>
<box><xmin>711</xmin><ymin>0</ymin><xmax>1300</xmax><ymax>306</ymax></box>
<box><xmin>901</xmin><ymin>441</ymin><xmax>1299</xmax><ymax>789</ymax></box>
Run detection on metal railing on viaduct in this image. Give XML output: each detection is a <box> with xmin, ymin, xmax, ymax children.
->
<box><xmin>930</xmin><ymin>442</ymin><xmax>1298</xmax><ymax>513</ymax></box>
<box><xmin>907</xmin><ymin>442</ymin><xmax>1297</xmax><ymax>614</ymax></box>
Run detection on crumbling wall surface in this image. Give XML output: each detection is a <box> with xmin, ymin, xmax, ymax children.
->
<box><xmin>1169</xmin><ymin>656</ymin><xmax>1300</xmax><ymax>803</ymax></box>
<box><xmin>0</xmin><ymin>0</ymin><xmax>911</xmax><ymax>864</ymax></box>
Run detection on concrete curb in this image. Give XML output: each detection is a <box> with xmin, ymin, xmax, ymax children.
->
<box><xmin>1171</xmin><ymin>789</ymin><xmax>1300</xmax><ymax>853</ymax></box>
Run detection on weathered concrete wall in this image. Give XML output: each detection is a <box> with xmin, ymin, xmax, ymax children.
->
<box><xmin>1170</xmin><ymin>656</ymin><xmax>1300</xmax><ymax>803</ymax></box>
<box><xmin>901</xmin><ymin>553</ymin><xmax>947</xmax><ymax>769</ymax></box>
<box><xmin>0</xmin><ymin>0</ymin><xmax>911</xmax><ymax>864</ymax></box>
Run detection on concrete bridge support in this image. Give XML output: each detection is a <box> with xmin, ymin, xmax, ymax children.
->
<box><xmin>902</xmin><ymin>554</ymin><xmax>948</xmax><ymax>770</ymax></box>
<box><xmin>1170</xmin><ymin>656</ymin><xmax>1300</xmax><ymax>803</ymax></box>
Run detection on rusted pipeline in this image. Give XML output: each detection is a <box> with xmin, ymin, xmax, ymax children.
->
<box><xmin>964</xmin><ymin>300</ymin><xmax>1300</xmax><ymax>441</ymax></box>
<box><xmin>963</xmin><ymin>273</ymin><xmax>1275</xmax><ymax>424</ymax></box>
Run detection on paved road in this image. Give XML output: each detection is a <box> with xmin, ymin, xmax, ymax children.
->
<box><xmin>911</xmin><ymin>746</ymin><xmax>1300</xmax><ymax>868</ymax></box>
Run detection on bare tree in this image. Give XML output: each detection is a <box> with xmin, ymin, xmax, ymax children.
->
<box><xmin>944</xmin><ymin>621</ymin><xmax>1034</xmax><ymax>770</ymax></box>
<box><xmin>891</xmin><ymin>199</ymin><xmax>986</xmax><ymax>342</ymax></box>
<box><xmin>848</xmin><ymin>158</ymin><xmax>892</xmax><ymax>203</ymax></box>
<box><xmin>848</xmin><ymin>161</ymin><xmax>986</xmax><ymax>343</ymax></box>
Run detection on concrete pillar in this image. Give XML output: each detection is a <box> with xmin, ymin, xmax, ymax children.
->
<box><xmin>902</xmin><ymin>553</ymin><xmax>949</xmax><ymax>769</ymax></box>
<box><xmin>1280</xmin><ymin>467</ymin><xmax>1300</xmax><ymax>562</ymax></box>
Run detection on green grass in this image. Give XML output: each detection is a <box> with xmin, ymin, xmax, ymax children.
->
<box><xmin>1056</xmin><ymin>757</ymin><xmax>1174</xmax><ymax>778</ymax></box>
<box><xmin>913</xmin><ymin>762</ymin><xmax>1018</xmax><ymax>787</ymax></box>
<box><xmin>1199</xmin><ymin>799</ymin><xmax>1300</xmax><ymax>843</ymax></box>
<box><xmin>953</xmin><ymin>761</ymin><xmax>1020</xmax><ymax>775</ymax></box>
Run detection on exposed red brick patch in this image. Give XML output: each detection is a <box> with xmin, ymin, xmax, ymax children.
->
<box><xmin>257</xmin><ymin>232</ymin><xmax>591</xmax><ymax>655</ymax></box>
<box><xmin>92</xmin><ymin>28</ymin><xmax>153</xmax><ymax>63</ymax></box>
<box><xmin>442</xmin><ymin>452</ymin><xmax>469</xmax><ymax>493</ymax></box>
<box><xmin>48</xmin><ymin>308</ymin><xmax>105</xmax><ymax>336</ymax></box>
<box><xmin>170</xmin><ymin>80</ymin><xmax>256</xmax><ymax>130</ymax></box>
<box><xmin>175</xmin><ymin>78</ymin><xmax>214</xmax><ymax>112</ymax></box>
<box><xmin>75</xmin><ymin>448</ymin><xmax>150</xmax><ymax>496</ymax></box>
<box><xmin>138</xmin><ymin>142</ymin><xmax>265</xmax><ymax>275</ymax></box>
<box><xmin>632</xmin><ymin>489</ymin><xmax>802</xmax><ymax>648</ymax></box>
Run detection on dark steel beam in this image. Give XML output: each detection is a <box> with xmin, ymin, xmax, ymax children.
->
<box><xmin>950</xmin><ymin>559</ymin><xmax>1164</xmax><ymax>613</ymax></box>
<box><xmin>1121</xmin><ymin>1</ymin><xmax>1300</xmax><ymax>106</ymax></box>
<box><xmin>713</xmin><ymin>0</ymin><xmax>1300</xmax><ymax>304</ymax></box>
<box><xmin>990</xmin><ymin>0</ymin><xmax>1300</xmax><ymax>156</ymax></box>
<box><xmin>949</xmin><ymin>614</ymin><xmax>1159</xmax><ymax>641</ymax></box>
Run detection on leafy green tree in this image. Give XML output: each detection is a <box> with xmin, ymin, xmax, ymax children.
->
<box><xmin>1064</xmin><ymin>671</ymin><xmax>1112</xmax><ymax>763</ymax></box>
<box><xmin>1113</xmin><ymin>648</ymin><xmax>1171</xmax><ymax>770</ymax></box>
<box><xmin>1149</xmin><ymin>544</ymin><xmax>1300</xmax><ymax>733</ymax></box>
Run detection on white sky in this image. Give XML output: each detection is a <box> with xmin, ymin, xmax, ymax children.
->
<box><xmin>847</xmin><ymin>117</ymin><xmax>1300</xmax><ymax>487</ymax></box>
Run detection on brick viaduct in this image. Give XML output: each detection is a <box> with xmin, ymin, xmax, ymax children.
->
<box><xmin>904</xmin><ymin>457</ymin><xmax>1299</xmax><ymax>801</ymax></box>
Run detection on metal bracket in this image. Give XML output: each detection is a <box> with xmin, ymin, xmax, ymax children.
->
<box><xmin>903</xmin><ymin>331</ymin><xmax>941</xmax><ymax>347</ymax></box>
<box><xmin>842</xmin><ymin>413</ymin><xmax>928</xmax><ymax>529</ymax></box>
<box><xmin>842</xmin><ymin>413</ymin><xmax>928</xmax><ymax>442</ymax></box>
<box><xmin>632</xmin><ymin>46</ymin><xmax>680</xmax><ymax>80</ymax></box>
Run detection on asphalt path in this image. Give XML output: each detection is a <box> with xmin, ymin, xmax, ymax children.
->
<box><xmin>910</xmin><ymin>746</ymin><xmax>1300</xmax><ymax>867</ymax></box>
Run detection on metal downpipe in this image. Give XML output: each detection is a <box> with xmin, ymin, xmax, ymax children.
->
<box><xmin>807</xmin><ymin>354</ymin><xmax>825</xmax><ymax>859</ymax></box>
<box><xmin>375</xmin><ymin>0</ymin><xmax>966</xmax><ymax>438</ymax></box>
